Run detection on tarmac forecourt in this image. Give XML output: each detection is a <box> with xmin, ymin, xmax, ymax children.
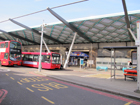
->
<box><xmin>1</xmin><ymin>66</ymin><xmax>140</xmax><ymax>104</ymax></box>
<box><xmin>31</xmin><ymin>71</ymin><xmax>140</xmax><ymax>105</ymax></box>
<box><xmin>34</xmin><ymin>67</ymin><xmax>140</xmax><ymax>101</ymax></box>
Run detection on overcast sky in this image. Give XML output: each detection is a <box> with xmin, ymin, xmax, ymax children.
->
<box><xmin>0</xmin><ymin>0</ymin><xmax>140</xmax><ymax>31</ymax></box>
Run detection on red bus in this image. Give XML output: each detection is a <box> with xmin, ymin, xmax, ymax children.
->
<box><xmin>22</xmin><ymin>52</ymin><xmax>61</xmax><ymax>69</ymax></box>
<box><xmin>0</xmin><ymin>40</ymin><xmax>22</xmax><ymax>66</ymax></box>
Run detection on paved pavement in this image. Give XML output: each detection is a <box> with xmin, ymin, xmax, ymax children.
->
<box><xmin>35</xmin><ymin>67</ymin><xmax>140</xmax><ymax>100</ymax></box>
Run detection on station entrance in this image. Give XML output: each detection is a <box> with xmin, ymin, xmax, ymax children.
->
<box><xmin>68</xmin><ymin>52</ymin><xmax>89</xmax><ymax>66</ymax></box>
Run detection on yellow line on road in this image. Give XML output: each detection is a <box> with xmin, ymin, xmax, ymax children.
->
<box><xmin>10</xmin><ymin>77</ymin><xmax>15</xmax><ymax>80</ymax></box>
<box><xmin>6</xmin><ymin>74</ymin><xmax>9</xmax><ymax>76</ymax></box>
<box><xmin>41</xmin><ymin>96</ymin><xmax>55</xmax><ymax>104</ymax></box>
<box><xmin>26</xmin><ymin>87</ymin><xmax>34</xmax><ymax>92</ymax></box>
<box><xmin>124</xmin><ymin>101</ymin><xmax>133</xmax><ymax>105</ymax></box>
<box><xmin>17</xmin><ymin>81</ymin><xmax>22</xmax><ymax>85</ymax></box>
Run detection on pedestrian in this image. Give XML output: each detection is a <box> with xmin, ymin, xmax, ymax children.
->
<box><xmin>82</xmin><ymin>61</ymin><xmax>87</xmax><ymax>69</ymax></box>
<box><xmin>129</xmin><ymin>62</ymin><xmax>132</xmax><ymax>66</ymax></box>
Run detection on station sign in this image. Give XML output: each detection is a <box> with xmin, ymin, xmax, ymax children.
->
<box><xmin>70</xmin><ymin>52</ymin><xmax>89</xmax><ymax>57</ymax></box>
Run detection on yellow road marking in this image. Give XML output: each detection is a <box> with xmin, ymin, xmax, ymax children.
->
<box><xmin>41</xmin><ymin>96</ymin><xmax>55</xmax><ymax>104</ymax></box>
<box><xmin>85</xmin><ymin>74</ymin><xmax>111</xmax><ymax>79</ymax></box>
<box><xmin>26</xmin><ymin>87</ymin><xmax>34</xmax><ymax>92</ymax></box>
<box><xmin>10</xmin><ymin>77</ymin><xmax>15</xmax><ymax>80</ymax></box>
<box><xmin>17</xmin><ymin>81</ymin><xmax>22</xmax><ymax>85</ymax></box>
<box><xmin>6</xmin><ymin>74</ymin><xmax>9</xmax><ymax>76</ymax></box>
<box><xmin>124</xmin><ymin>101</ymin><xmax>133</xmax><ymax>105</ymax></box>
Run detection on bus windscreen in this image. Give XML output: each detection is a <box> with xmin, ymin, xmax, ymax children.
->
<box><xmin>10</xmin><ymin>41</ymin><xmax>22</xmax><ymax>61</ymax></box>
<box><xmin>52</xmin><ymin>54</ymin><xmax>60</xmax><ymax>64</ymax></box>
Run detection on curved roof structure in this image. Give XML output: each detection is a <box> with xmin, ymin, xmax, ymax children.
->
<box><xmin>0</xmin><ymin>10</ymin><xmax>140</xmax><ymax>46</ymax></box>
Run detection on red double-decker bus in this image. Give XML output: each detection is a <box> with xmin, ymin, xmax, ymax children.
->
<box><xmin>22</xmin><ymin>52</ymin><xmax>61</xmax><ymax>69</ymax></box>
<box><xmin>0</xmin><ymin>40</ymin><xmax>22</xmax><ymax>66</ymax></box>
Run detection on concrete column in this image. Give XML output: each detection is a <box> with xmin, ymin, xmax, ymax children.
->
<box><xmin>89</xmin><ymin>49</ymin><xmax>97</xmax><ymax>68</ymax></box>
<box><xmin>59</xmin><ymin>45</ymin><xmax>66</xmax><ymax>65</ymax></box>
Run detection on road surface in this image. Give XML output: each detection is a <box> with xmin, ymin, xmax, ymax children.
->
<box><xmin>0</xmin><ymin>67</ymin><xmax>140</xmax><ymax>105</ymax></box>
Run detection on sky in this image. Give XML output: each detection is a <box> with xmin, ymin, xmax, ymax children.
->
<box><xmin>0</xmin><ymin>0</ymin><xmax>140</xmax><ymax>31</ymax></box>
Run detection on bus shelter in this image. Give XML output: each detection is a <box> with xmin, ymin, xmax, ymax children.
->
<box><xmin>103</xmin><ymin>46</ymin><xmax>137</xmax><ymax>79</ymax></box>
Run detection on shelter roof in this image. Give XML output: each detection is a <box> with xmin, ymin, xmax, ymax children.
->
<box><xmin>0</xmin><ymin>10</ymin><xmax>140</xmax><ymax>46</ymax></box>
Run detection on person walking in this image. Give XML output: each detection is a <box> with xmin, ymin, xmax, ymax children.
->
<box><xmin>82</xmin><ymin>61</ymin><xmax>87</xmax><ymax>69</ymax></box>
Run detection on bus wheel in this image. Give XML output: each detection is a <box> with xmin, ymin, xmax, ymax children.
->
<box><xmin>60</xmin><ymin>65</ymin><xmax>63</xmax><ymax>70</ymax></box>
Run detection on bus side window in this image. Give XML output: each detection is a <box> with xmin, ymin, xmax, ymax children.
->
<box><xmin>4</xmin><ymin>53</ymin><xmax>8</xmax><ymax>59</ymax></box>
<box><xmin>28</xmin><ymin>55</ymin><xmax>33</xmax><ymax>61</ymax></box>
<box><xmin>22</xmin><ymin>54</ymin><xmax>24</xmax><ymax>59</ymax></box>
<box><xmin>36</xmin><ymin>55</ymin><xmax>43</xmax><ymax>62</ymax></box>
<box><xmin>23</xmin><ymin>55</ymin><xmax>28</xmax><ymax>61</ymax></box>
<box><xmin>33</xmin><ymin>55</ymin><xmax>38</xmax><ymax>61</ymax></box>
<box><xmin>43</xmin><ymin>55</ymin><xmax>50</xmax><ymax>63</ymax></box>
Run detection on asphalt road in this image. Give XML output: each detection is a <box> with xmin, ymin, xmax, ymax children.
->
<box><xmin>0</xmin><ymin>66</ymin><xmax>140</xmax><ymax>105</ymax></box>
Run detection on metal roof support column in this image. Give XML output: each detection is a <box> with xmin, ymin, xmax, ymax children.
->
<box><xmin>0</xmin><ymin>29</ymin><xmax>38</xmax><ymax>44</ymax></box>
<box><xmin>122</xmin><ymin>0</ymin><xmax>133</xmax><ymax>41</ymax></box>
<box><xmin>9</xmin><ymin>18</ymin><xmax>63</xmax><ymax>44</ymax></box>
<box><xmin>43</xmin><ymin>39</ymin><xmax>50</xmax><ymax>52</ymax></box>
<box><xmin>128</xmin><ymin>28</ymin><xmax>137</xmax><ymax>40</ymax></box>
<box><xmin>47</xmin><ymin>7</ymin><xmax>93</xmax><ymax>43</ymax></box>
<box><xmin>64</xmin><ymin>32</ymin><xmax>77</xmax><ymax>68</ymax></box>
